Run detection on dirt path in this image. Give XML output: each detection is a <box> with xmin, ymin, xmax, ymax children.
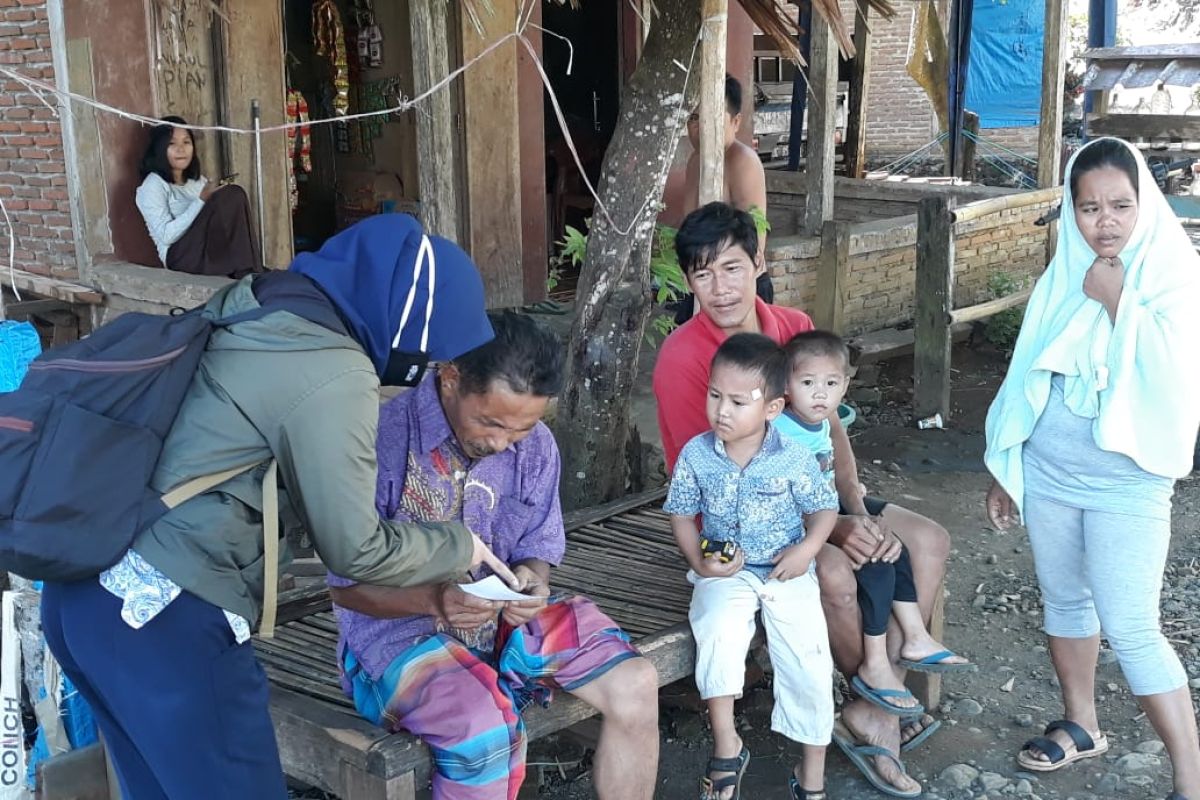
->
<box><xmin>534</xmin><ymin>344</ymin><xmax>1200</xmax><ymax>800</ymax></box>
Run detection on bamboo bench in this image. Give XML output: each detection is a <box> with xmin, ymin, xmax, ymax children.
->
<box><xmin>257</xmin><ymin>489</ymin><xmax>695</xmax><ymax>800</ymax></box>
<box><xmin>258</xmin><ymin>488</ymin><xmax>946</xmax><ymax>799</ymax></box>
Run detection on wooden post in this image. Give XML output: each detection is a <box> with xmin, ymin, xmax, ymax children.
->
<box><xmin>410</xmin><ymin>0</ymin><xmax>461</xmax><ymax>241</ymax></box>
<box><xmin>959</xmin><ymin>110</ymin><xmax>980</xmax><ymax>182</ymax></box>
<box><xmin>803</xmin><ymin>11</ymin><xmax>837</xmax><ymax>235</ymax></box>
<box><xmin>1037</xmin><ymin>0</ymin><xmax>1067</xmax><ymax>189</ymax></box>
<box><xmin>813</xmin><ymin>220</ymin><xmax>850</xmax><ymax>332</ymax></box>
<box><xmin>698</xmin><ymin>0</ymin><xmax>728</xmax><ymax>205</ymax></box>
<box><xmin>908</xmin><ymin>583</ymin><xmax>945</xmax><ymax>709</ymax></box>
<box><xmin>913</xmin><ymin>197</ymin><xmax>954</xmax><ymax>420</ymax></box>
<box><xmin>844</xmin><ymin>6</ymin><xmax>873</xmax><ymax>180</ymax></box>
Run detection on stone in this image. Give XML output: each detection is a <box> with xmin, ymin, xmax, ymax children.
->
<box><xmin>1188</xmin><ymin>677</ymin><xmax>1200</xmax><ymax>690</ymax></box>
<box><xmin>939</xmin><ymin>763</ymin><xmax>979</xmax><ymax>790</ymax></box>
<box><xmin>1114</xmin><ymin>752</ymin><xmax>1161</xmax><ymax>774</ymax></box>
<box><xmin>1013</xmin><ymin>778</ymin><xmax>1034</xmax><ymax>795</ymax></box>
<box><xmin>972</xmin><ymin>594</ymin><xmax>988</xmax><ymax>609</ymax></box>
<box><xmin>1012</xmin><ymin>713</ymin><xmax>1034</xmax><ymax>728</ymax></box>
<box><xmin>1097</xmin><ymin>648</ymin><xmax>1118</xmax><ymax>665</ymax></box>
<box><xmin>986</xmin><ymin>553</ymin><xmax>998</xmax><ymax>565</ymax></box>
<box><xmin>979</xmin><ymin>771</ymin><xmax>1008</xmax><ymax>791</ymax></box>
<box><xmin>1095</xmin><ymin>773</ymin><xmax>1122</xmax><ymax>794</ymax></box>
<box><xmin>853</xmin><ymin>364</ymin><xmax>881</xmax><ymax>384</ymax></box>
<box><xmin>1135</xmin><ymin>740</ymin><xmax>1165</xmax><ymax>755</ymax></box>
<box><xmin>954</xmin><ymin>698</ymin><xmax>984</xmax><ymax>716</ymax></box>
<box><xmin>849</xmin><ymin>386</ymin><xmax>883</xmax><ymax>405</ymax></box>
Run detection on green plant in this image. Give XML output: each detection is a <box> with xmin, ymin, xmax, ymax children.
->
<box><xmin>983</xmin><ymin>271</ymin><xmax>1026</xmax><ymax>350</ymax></box>
<box><xmin>552</xmin><ymin>206</ymin><xmax>772</xmax><ymax>344</ymax></box>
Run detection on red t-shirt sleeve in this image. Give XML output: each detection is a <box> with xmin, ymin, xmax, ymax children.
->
<box><xmin>653</xmin><ymin>332</ymin><xmax>712</xmax><ymax>473</ymax></box>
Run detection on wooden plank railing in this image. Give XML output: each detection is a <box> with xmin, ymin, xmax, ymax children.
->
<box><xmin>914</xmin><ymin>189</ymin><xmax>1057</xmax><ymax>420</ymax></box>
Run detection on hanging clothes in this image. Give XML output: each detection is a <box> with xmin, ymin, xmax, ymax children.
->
<box><xmin>285</xmin><ymin>89</ymin><xmax>312</xmax><ymax>212</ymax></box>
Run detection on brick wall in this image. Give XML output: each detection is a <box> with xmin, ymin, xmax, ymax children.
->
<box><xmin>766</xmin><ymin>195</ymin><xmax>1056</xmax><ymax>335</ymax></box>
<box><xmin>0</xmin><ymin>0</ymin><xmax>75</xmax><ymax>281</ymax></box>
<box><xmin>832</xmin><ymin>0</ymin><xmax>1040</xmax><ymax>162</ymax></box>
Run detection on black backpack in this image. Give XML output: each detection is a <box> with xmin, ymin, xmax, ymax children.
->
<box><xmin>0</xmin><ymin>304</ymin><xmax>274</xmax><ymax>582</ymax></box>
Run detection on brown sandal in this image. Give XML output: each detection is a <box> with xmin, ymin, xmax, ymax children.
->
<box><xmin>1016</xmin><ymin>720</ymin><xmax>1108</xmax><ymax>772</ymax></box>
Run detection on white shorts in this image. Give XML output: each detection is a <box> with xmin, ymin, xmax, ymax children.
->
<box><xmin>689</xmin><ymin>569</ymin><xmax>834</xmax><ymax>745</ymax></box>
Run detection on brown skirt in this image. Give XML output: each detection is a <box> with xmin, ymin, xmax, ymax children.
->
<box><xmin>166</xmin><ymin>185</ymin><xmax>262</xmax><ymax>279</ymax></box>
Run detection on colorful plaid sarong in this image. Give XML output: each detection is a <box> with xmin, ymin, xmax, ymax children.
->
<box><xmin>343</xmin><ymin>596</ymin><xmax>639</xmax><ymax>800</ymax></box>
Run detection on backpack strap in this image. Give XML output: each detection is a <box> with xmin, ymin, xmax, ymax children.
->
<box><xmin>161</xmin><ymin>459</ymin><xmax>281</xmax><ymax>639</ymax></box>
<box><xmin>259</xmin><ymin>460</ymin><xmax>279</xmax><ymax>639</ymax></box>
<box><xmin>161</xmin><ymin>461</ymin><xmax>264</xmax><ymax>509</ymax></box>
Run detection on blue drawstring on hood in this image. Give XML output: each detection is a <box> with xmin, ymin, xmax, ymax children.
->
<box><xmin>288</xmin><ymin>214</ymin><xmax>493</xmax><ymax>375</ymax></box>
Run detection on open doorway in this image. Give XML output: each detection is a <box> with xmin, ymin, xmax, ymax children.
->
<box><xmin>280</xmin><ymin>0</ymin><xmax>424</xmax><ymax>253</ymax></box>
<box><xmin>540</xmin><ymin>0</ymin><xmax>623</xmax><ymax>300</ymax></box>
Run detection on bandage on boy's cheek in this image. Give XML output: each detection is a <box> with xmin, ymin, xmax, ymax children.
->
<box><xmin>751</xmin><ymin>388</ymin><xmax>762</xmax><ymax>400</ymax></box>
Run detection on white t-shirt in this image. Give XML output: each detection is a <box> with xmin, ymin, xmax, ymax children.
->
<box><xmin>134</xmin><ymin>172</ymin><xmax>208</xmax><ymax>265</ymax></box>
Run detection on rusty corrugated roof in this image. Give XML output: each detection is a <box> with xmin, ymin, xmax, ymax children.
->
<box><xmin>1081</xmin><ymin>44</ymin><xmax>1200</xmax><ymax>91</ymax></box>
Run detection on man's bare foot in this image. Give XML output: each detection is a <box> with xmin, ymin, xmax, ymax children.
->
<box><xmin>856</xmin><ymin>659</ymin><xmax>921</xmax><ymax>711</ymax></box>
<box><xmin>842</xmin><ymin>700</ymin><xmax>922</xmax><ymax>795</ymax></box>
<box><xmin>900</xmin><ymin>713</ymin><xmax>936</xmax><ymax>746</ymax></box>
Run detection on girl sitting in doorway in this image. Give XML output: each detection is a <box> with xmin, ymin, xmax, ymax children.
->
<box><xmin>135</xmin><ymin>116</ymin><xmax>261</xmax><ymax>278</ymax></box>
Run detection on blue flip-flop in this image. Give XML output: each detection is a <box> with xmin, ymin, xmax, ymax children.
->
<box><xmin>900</xmin><ymin>714</ymin><xmax>942</xmax><ymax>753</ymax></box>
<box><xmin>897</xmin><ymin>649</ymin><xmax>977</xmax><ymax>674</ymax></box>
<box><xmin>831</xmin><ymin>721</ymin><xmax>922</xmax><ymax>798</ymax></box>
<box><xmin>851</xmin><ymin>675</ymin><xmax>925</xmax><ymax>716</ymax></box>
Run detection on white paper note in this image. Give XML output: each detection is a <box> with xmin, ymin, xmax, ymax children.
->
<box><xmin>459</xmin><ymin>574</ymin><xmax>530</xmax><ymax>602</ymax></box>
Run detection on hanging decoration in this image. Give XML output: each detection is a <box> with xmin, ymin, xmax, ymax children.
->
<box><xmin>313</xmin><ymin>0</ymin><xmax>350</xmax><ymax>157</ymax></box>
<box><xmin>285</xmin><ymin>89</ymin><xmax>311</xmax><ymax>212</ymax></box>
<box><xmin>352</xmin><ymin>0</ymin><xmax>383</xmax><ymax>69</ymax></box>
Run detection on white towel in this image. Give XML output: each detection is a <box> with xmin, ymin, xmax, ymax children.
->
<box><xmin>985</xmin><ymin>138</ymin><xmax>1200</xmax><ymax>513</ymax></box>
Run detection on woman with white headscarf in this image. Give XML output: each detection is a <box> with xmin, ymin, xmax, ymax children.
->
<box><xmin>985</xmin><ymin>138</ymin><xmax>1200</xmax><ymax>800</ymax></box>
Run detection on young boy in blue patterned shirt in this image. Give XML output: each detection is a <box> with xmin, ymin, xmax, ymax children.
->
<box><xmin>665</xmin><ymin>333</ymin><xmax>838</xmax><ymax>800</ymax></box>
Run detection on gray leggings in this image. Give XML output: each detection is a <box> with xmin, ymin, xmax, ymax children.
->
<box><xmin>1024</xmin><ymin>493</ymin><xmax>1186</xmax><ymax>696</ymax></box>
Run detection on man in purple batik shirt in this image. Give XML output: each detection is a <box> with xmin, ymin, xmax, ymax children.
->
<box><xmin>327</xmin><ymin>313</ymin><xmax>659</xmax><ymax>800</ymax></box>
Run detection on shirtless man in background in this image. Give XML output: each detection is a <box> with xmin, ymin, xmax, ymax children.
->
<box><xmin>675</xmin><ymin>74</ymin><xmax>773</xmax><ymax>322</ymax></box>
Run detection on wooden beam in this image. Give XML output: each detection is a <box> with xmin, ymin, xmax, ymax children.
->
<box><xmin>951</xmin><ymin>187</ymin><xmax>1062</xmax><ymax>224</ymax></box>
<box><xmin>8</xmin><ymin>270</ymin><xmax>103</xmax><ymax>305</ymax></box>
<box><xmin>913</xmin><ymin>197</ymin><xmax>954</xmax><ymax>420</ymax></box>
<box><xmin>803</xmin><ymin>11</ymin><xmax>837</xmax><ymax>235</ymax></box>
<box><xmin>813</xmin><ymin>220</ymin><xmax>850</xmax><ymax>332</ymax></box>
<box><xmin>461</xmin><ymin>0</ymin><xmax>524</xmax><ymax>307</ymax></box>
<box><xmin>1037</xmin><ymin>0</ymin><xmax>1067</xmax><ymax>188</ymax></box>
<box><xmin>1082</xmin><ymin>43</ymin><xmax>1200</xmax><ymax>60</ymax></box>
<box><xmin>410</xmin><ymin>0</ymin><xmax>460</xmax><ymax>242</ymax></box>
<box><xmin>844</xmin><ymin>6</ymin><xmax>873</xmax><ymax>180</ymax></box>
<box><xmin>1087</xmin><ymin>114</ymin><xmax>1200</xmax><ymax>140</ymax></box>
<box><xmin>698</xmin><ymin>0</ymin><xmax>728</xmax><ymax>205</ymax></box>
<box><xmin>949</xmin><ymin>285</ymin><xmax>1034</xmax><ymax>325</ymax></box>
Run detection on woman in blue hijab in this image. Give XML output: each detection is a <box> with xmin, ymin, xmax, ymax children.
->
<box><xmin>40</xmin><ymin>214</ymin><xmax>511</xmax><ymax>799</ymax></box>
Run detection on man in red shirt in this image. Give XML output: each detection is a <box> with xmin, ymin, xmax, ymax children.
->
<box><xmin>654</xmin><ymin>203</ymin><xmax>949</xmax><ymax>797</ymax></box>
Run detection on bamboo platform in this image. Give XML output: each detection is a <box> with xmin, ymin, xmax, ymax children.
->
<box><xmin>257</xmin><ymin>487</ymin><xmax>695</xmax><ymax>800</ymax></box>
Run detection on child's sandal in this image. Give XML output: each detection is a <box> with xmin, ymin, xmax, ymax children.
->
<box><xmin>700</xmin><ymin>746</ymin><xmax>750</xmax><ymax>800</ymax></box>
<box><xmin>789</xmin><ymin>776</ymin><xmax>827</xmax><ymax>800</ymax></box>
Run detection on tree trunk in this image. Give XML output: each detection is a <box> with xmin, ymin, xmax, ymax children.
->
<box><xmin>552</xmin><ymin>0</ymin><xmax>701</xmax><ymax>511</ymax></box>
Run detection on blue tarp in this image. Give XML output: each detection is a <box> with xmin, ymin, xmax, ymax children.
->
<box><xmin>0</xmin><ymin>320</ymin><xmax>40</xmax><ymax>392</ymax></box>
<box><xmin>963</xmin><ymin>0</ymin><xmax>1045</xmax><ymax>128</ymax></box>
